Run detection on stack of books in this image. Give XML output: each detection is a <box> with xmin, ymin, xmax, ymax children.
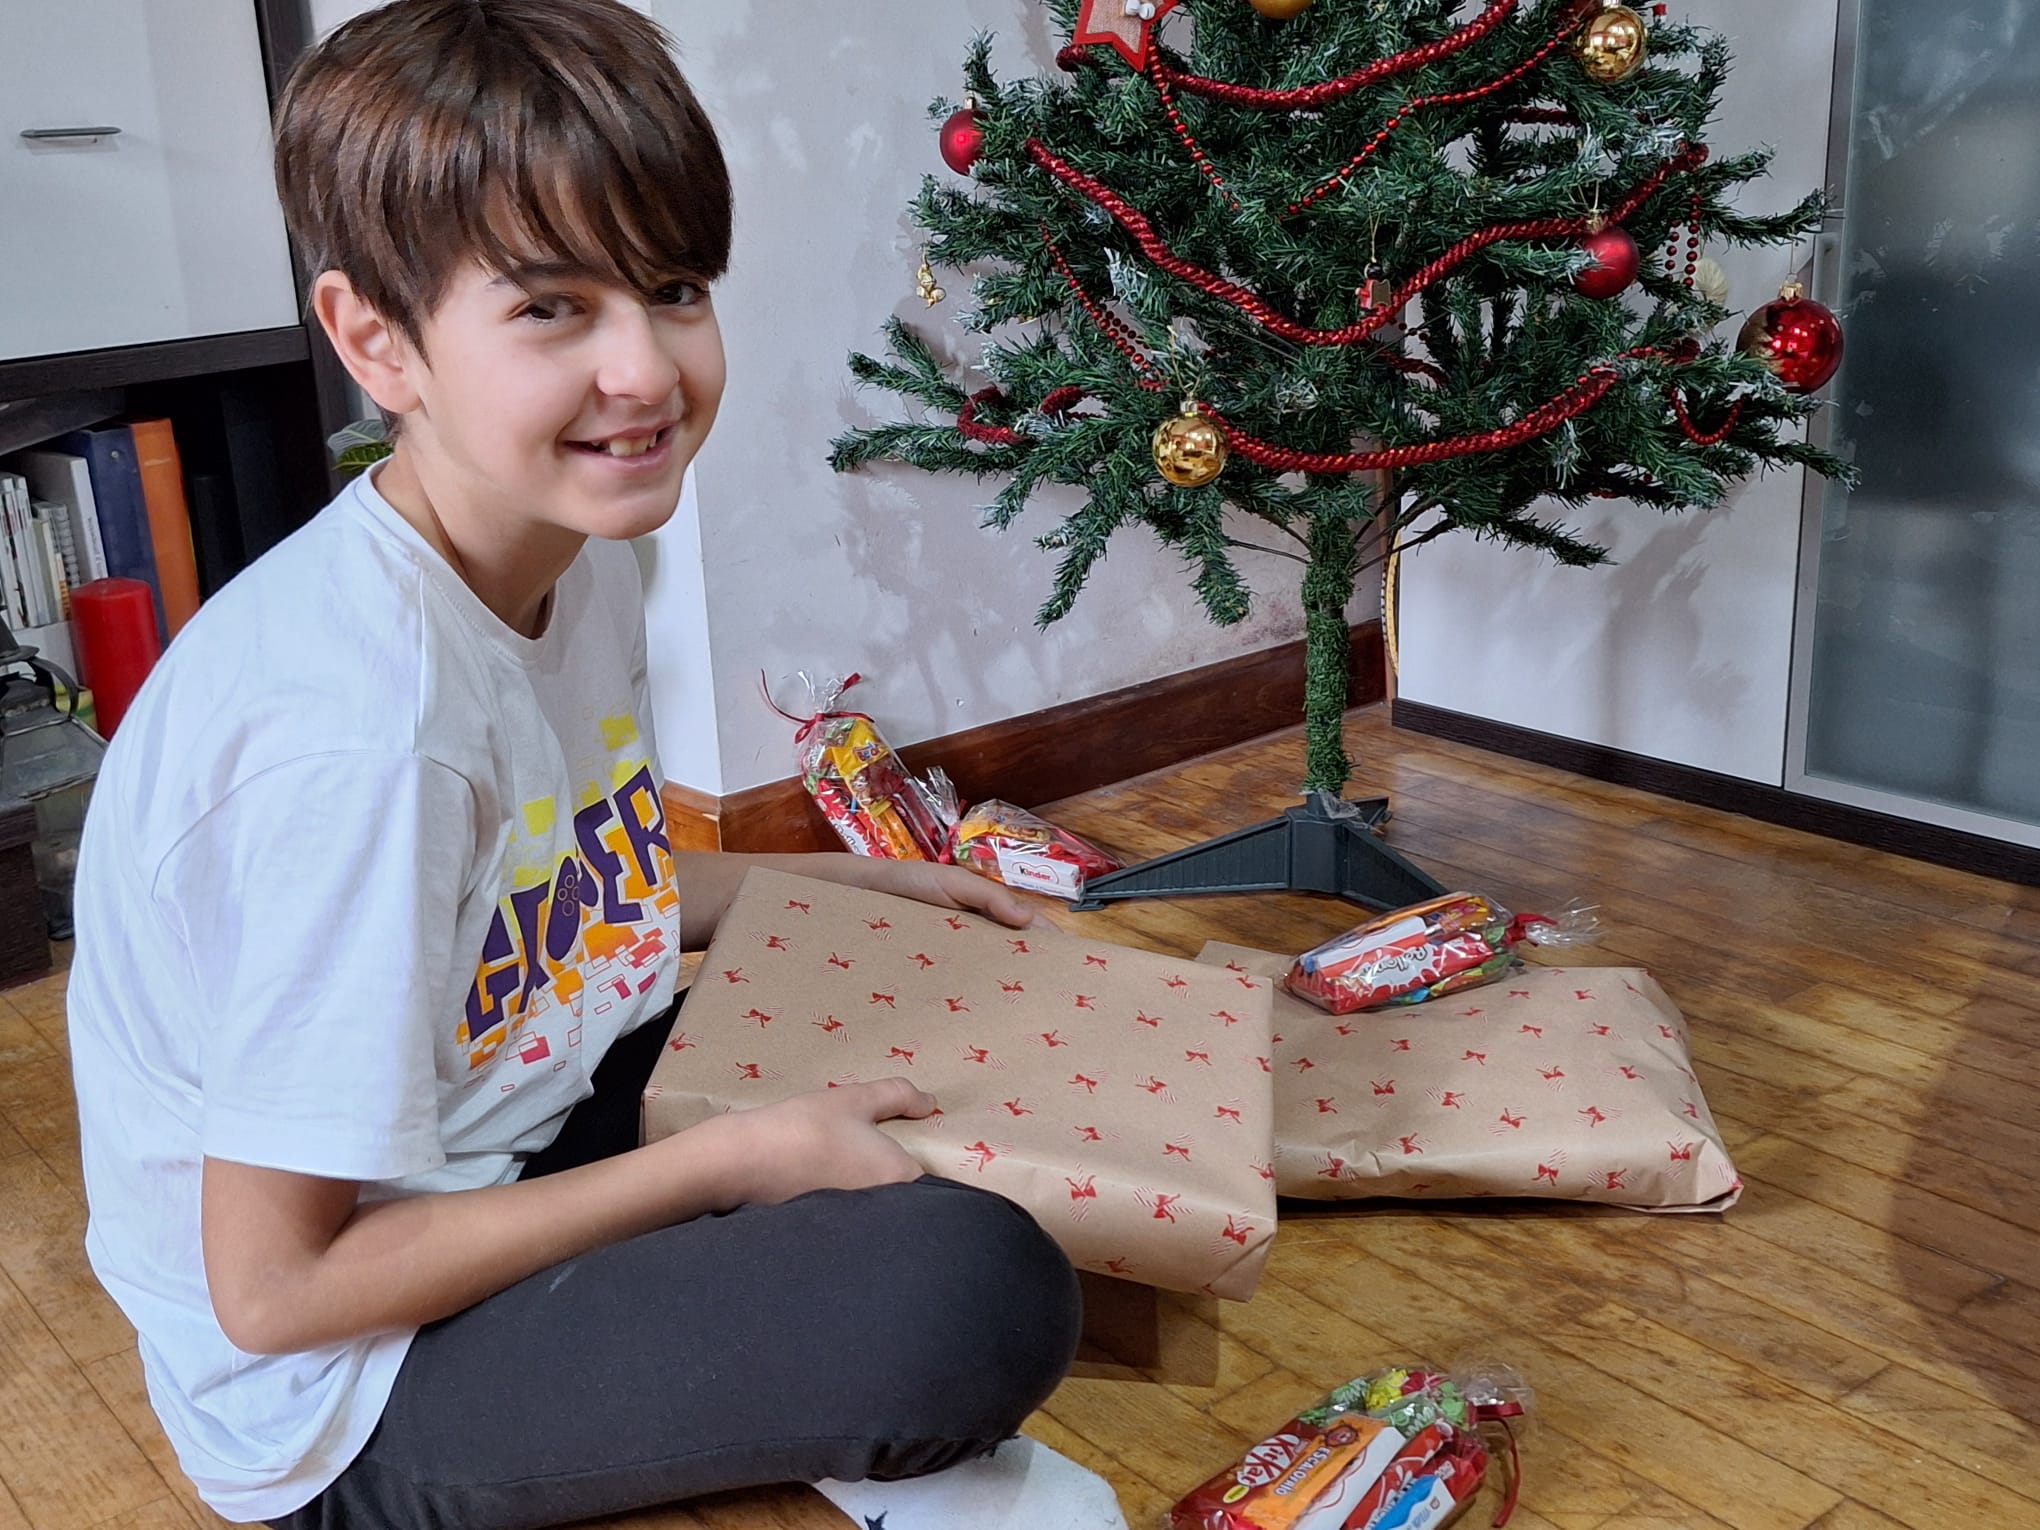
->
<box><xmin>1</xmin><ymin>418</ymin><xmax>202</xmax><ymax>681</ymax></box>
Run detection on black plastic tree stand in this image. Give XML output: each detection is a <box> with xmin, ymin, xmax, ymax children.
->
<box><xmin>1070</xmin><ymin>790</ymin><xmax>1447</xmax><ymax>914</ymax></box>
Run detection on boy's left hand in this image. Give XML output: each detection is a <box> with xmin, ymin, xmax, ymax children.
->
<box><xmin>869</xmin><ymin>860</ymin><xmax>1051</xmax><ymax>930</ymax></box>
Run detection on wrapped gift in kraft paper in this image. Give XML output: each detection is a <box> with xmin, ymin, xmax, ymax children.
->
<box><xmin>1199</xmin><ymin>943</ymin><xmax>1741</xmax><ymax>1212</ymax></box>
<box><xmin>645</xmin><ymin>869</ymin><xmax>1279</xmax><ymax>1298</ymax></box>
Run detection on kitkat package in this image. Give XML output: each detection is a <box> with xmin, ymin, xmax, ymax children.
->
<box><xmin>1171</xmin><ymin>1365</ymin><xmax>1532</xmax><ymax>1530</ymax></box>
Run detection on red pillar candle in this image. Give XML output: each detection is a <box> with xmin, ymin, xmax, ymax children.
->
<box><xmin>70</xmin><ymin>578</ymin><xmax>163</xmax><ymax>738</ymax></box>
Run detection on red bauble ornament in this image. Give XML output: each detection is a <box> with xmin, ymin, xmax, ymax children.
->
<box><xmin>939</xmin><ymin>104</ymin><xmax>984</xmax><ymax>175</ymax></box>
<box><xmin>1574</xmin><ymin>225</ymin><xmax>1640</xmax><ymax>298</ymax></box>
<box><xmin>1736</xmin><ymin>280</ymin><xmax>1845</xmax><ymax>393</ymax></box>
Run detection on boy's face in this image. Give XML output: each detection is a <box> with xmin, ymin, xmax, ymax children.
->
<box><xmin>390</xmin><ymin>257</ymin><xmax>726</xmax><ymax>542</ymax></box>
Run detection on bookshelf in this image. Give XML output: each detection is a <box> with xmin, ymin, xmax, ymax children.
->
<box><xmin>0</xmin><ymin>0</ymin><xmax>351</xmax><ymax>608</ymax></box>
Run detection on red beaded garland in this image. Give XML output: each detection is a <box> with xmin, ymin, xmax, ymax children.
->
<box><xmin>1147</xmin><ymin>55</ymin><xmax>1240</xmax><ymax>208</ymax></box>
<box><xmin>1206</xmin><ymin>365</ymin><xmax>1621</xmax><ymax>472</ymax></box>
<box><xmin>1671</xmin><ymin>391</ymin><xmax>1743</xmax><ymax>445</ymax></box>
<box><xmin>1664</xmin><ymin>190</ymin><xmax>1703</xmax><ymax>287</ymax></box>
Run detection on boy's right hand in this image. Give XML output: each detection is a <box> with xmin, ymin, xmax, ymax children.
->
<box><xmin>710</xmin><ymin>1078</ymin><xmax>936</xmax><ymax>1208</ymax></box>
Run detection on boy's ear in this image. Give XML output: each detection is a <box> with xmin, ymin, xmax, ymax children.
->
<box><xmin>311</xmin><ymin>270</ymin><xmax>423</xmax><ymax>418</ymax></box>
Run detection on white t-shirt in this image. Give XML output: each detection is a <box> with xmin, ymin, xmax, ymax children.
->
<box><xmin>67</xmin><ymin>463</ymin><xmax>685</xmax><ymax>1522</ymax></box>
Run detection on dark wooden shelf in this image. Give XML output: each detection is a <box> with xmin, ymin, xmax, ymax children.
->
<box><xmin>0</xmin><ymin>328</ymin><xmax>312</xmax><ymax>405</ymax></box>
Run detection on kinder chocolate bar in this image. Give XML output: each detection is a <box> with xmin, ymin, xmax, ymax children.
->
<box><xmin>948</xmin><ymin>799</ymin><xmax>1120</xmax><ymax>900</ymax></box>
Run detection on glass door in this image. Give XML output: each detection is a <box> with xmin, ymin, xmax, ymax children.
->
<box><xmin>1786</xmin><ymin>0</ymin><xmax>2040</xmax><ymax>847</ymax></box>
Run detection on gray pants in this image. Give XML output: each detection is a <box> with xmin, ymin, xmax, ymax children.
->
<box><xmin>270</xmin><ymin>1001</ymin><xmax>1084</xmax><ymax>1529</ymax></box>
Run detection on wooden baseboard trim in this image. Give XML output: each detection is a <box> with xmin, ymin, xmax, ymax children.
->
<box><xmin>662</xmin><ymin>623</ymin><xmax>1384</xmax><ymax>854</ymax></box>
<box><xmin>1392</xmin><ymin>697</ymin><xmax>2040</xmax><ymax>888</ymax></box>
<box><xmin>660</xmin><ymin>781</ymin><xmax>723</xmax><ymax>855</ymax></box>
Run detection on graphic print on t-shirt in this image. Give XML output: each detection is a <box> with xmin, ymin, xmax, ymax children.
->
<box><xmin>459</xmin><ymin>726</ymin><xmax>677</xmax><ymax>1071</ymax></box>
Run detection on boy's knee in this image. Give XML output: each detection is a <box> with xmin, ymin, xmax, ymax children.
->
<box><xmin>866</xmin><ymin>1178</ymin><xmax>1081</xmax><ymax>1427</ymax></box>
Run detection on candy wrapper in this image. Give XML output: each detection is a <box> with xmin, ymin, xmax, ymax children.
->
<box><xmin>1285</xmin><ymin>894</ymin><xmax>1598</xmax><ymax>1016</ymax></box>
<box><xmin>1170</xmin><ymin>1364</ymin><xmax>1533</xmax><ymax>1530</ymax></box>
<box><xmin>948</xmin><ymin>799</ymin><xmax>1121</xmax><ymax>901</ymax></box>
<box><xmin>767</xmin><ymin>672</ymin><xmax>954</xmax><ymax>860</ymax></box>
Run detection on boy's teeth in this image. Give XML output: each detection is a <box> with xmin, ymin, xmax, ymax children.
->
<box><xmin>601</xmin><ymin>433</ymin><xmax>657</xmax><ymax>457</ymax></box>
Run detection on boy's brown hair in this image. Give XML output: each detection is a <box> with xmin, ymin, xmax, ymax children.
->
<box><xmin>273</xmin><ymin>0</ymin><xmax>732</xmax><ymax>360</ymax></box>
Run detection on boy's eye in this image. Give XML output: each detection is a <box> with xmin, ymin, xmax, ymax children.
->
<box><xmin>517</xmin><ymin>294</ymin><xmax>579</xmax><ymax>324</ymax></box>
<box><xmin>653</xmin><ymin>280</ymin><xmax>707</xmax><ymax>307</ymax></box>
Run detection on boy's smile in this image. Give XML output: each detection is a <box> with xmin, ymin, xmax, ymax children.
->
<box><xmin>323</xmin><ymin>254</ymin><xmax>725</xmax><ymax>636</ymax></box>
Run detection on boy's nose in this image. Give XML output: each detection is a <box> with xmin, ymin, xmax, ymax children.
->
<box><xmin>595</xmin><ymin>307</ymin><xmax>682</xmax><ymax>404</ymax></box>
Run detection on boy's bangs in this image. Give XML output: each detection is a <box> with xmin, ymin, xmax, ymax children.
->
<box><xmin>461</xmin><ymin>116</ymin><xmax>730</xmax><ymax>297</ymax></box>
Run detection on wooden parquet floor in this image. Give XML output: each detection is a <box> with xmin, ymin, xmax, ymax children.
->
<box><xmin>3</xmin><ymin>706</ymin><xmax>2036</xmax><ymax>1529</ymax></box>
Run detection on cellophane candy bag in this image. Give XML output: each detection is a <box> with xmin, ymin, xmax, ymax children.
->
<box><xmin>1170</xmin><ymin>1365</ymin><xmax>1533</xmax><ymax>1530</ymax></box>
<box><xmin>947</xmin><ymin>800</ymin><xmax>1121</xmax><ymax>900</ymax></box>
<box><xmin>1285</xmin><ymin>894</ymin><xmax>1599</xmax><ymax>1016</ymax></box>
<box><xmin>773</xmin><ymin>673</ymin><xmax>953</xmax><ymax>861</ymax></box>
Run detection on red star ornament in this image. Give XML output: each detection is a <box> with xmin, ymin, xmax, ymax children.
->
<box><xmin>1073</xmin><ymin>0</ymin><xmax>1183</xmax><ymax>68</ymax></box>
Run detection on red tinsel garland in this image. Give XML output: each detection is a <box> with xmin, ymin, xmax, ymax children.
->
<box><xmin>1207</xmin><ymin>363</ymin><xmax>1613</xmax><ymax>473</ymax></box>
<box><xmin>1039</xmin><ymin>227</ymin><xmax>1450</xmax><ymax>386</ymax></box>
<box><xmin>1189</xmin><ymin>339</ymin><xmax>1699</xmax><ymax>473</ymax></box>
<box><xmin>961</xmin><ymin>8</ymin><xmax>1732</xmax><ymax>496</ymax></box>
<box><xmin>957</xmin><ymin>338</ymin><xmax>1699</xmax><ymax>476</ymax></box>
<box><xmin>1027</xmin><ymin>138</ymin><xmax>1709</xmax><ymax>347</ymax></box>
<box><xmin>956</xmin><ymin>384</ymin><xmax>1093</xmax><ymax>445</ymax></box>
<box><xmin>1121</xmin><ymin>0</ymin><xmax>1527</xmax><ymax>109</ymax></box>
<box><xmin>956</xmin><ymin>387</ymin><xmax>1026</xmax><ymax>444</ymax></box>
<box><xmin>1286</xmin><ymin>17</ymin><xmax>1586</xmax><ymax>215</ymax></box>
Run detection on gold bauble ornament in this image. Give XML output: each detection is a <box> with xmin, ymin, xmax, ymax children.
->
<box><xmin>1573</xmin><ymin>3</ymin><xmax>1648</xmax><ymax>84</ymax></box>
<box><xmin>1247</xmin><ymin>0</ymin><xmax>1316</xmax><ymax>18</ymax></box>
<box><xmin>1151</xmin><ymin>402</ymin><xmax>1228</xmax><ymax>487</ymax></box>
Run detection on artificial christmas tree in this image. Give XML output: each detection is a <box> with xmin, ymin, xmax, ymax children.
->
<box><xmin>831</xmin><ymin>0</ymin><xmax>1850</xmax><ymax>910</ymax></box>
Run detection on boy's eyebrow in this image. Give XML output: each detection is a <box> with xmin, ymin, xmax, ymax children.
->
<box><xmin>486</xmin><ymin>260</ymin><xmax>705</xmax><ymax>294</ymax></box>
<box><xmin>486</xmin><ymin>260</ymin><xmax>610</xmax><ymax>291</ymax></box>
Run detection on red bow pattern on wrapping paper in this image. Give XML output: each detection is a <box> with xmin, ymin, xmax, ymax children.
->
<box><xmin>1200</xmin><ymin>945</ymin><xmax>1742</xmax><ymax>1212</ymax></box>
<box><xmin>644</xmin><ymin>869</ymin><xmax>1279</xmax><ymax>1298</ymax></box>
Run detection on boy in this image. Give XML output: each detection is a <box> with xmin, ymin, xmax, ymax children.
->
<box><xmin>67</xmin><ymin>3</ymin><xmax>1127</xmax><ymax>1526</ymax></box>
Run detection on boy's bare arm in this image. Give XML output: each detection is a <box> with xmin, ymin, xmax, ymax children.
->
<box><xmin>674</xmin><ymin>849</ymin><xmax>1042</xmax><ymax>951</ymax></box>
<box><xmin>200</xmin><ymin>1077</ymin><xmax>934</xmax><ymax>1356</ymax></box>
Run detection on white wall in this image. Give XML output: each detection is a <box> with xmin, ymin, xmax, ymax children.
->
<box><xmin>648</xmin><ymin>0</ymin><xmax>1325</xmax><ymax>793</ymax></box>
<box><xmin>1396</xmin><ymin>0</ymin><xmax>1842</xmax><ymax>785</ymax></box>
<box><xmin>309</xmin><ymin>0</ymin><xmax>1326</xmax><ymax>797</ymax></box>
